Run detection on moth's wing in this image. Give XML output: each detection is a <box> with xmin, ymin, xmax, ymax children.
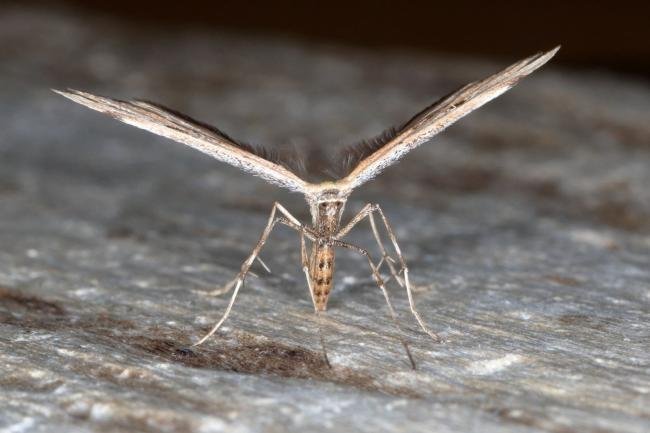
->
<box><xmin>54</xmin><ymin>89</ymin><xmax>309</xmax><ymax>193</ymax></box>
<box><xmin>338</xmin><ymin>46</ymin><xmax>560</xmax><ymax>190</ymax></box>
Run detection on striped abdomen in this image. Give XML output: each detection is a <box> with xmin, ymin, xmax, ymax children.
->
<box><xmin>310</xmin><ymin>244</ymin><xmax>335</xmax><ymax>311</ymax></box>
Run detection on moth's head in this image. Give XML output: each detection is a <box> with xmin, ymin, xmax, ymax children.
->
<box><xmin>306</xmin><ymin>186</ymin><xmax>350</xmax><ymax>225</ymax></box>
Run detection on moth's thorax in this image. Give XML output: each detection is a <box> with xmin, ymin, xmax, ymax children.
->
<box><xmin>307</xmin><ymin>189</ymin><xmax>348</xmax><ymax>235</ymax></box>
<box><xmin>313</xmin><ymin>201</ymin><xmax>345</xmax><ymax>235</ymax></box>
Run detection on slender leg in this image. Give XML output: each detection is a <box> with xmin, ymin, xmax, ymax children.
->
<box><xmin>255</xmin><ymin>256</ymin><xmax>272</xmax><ymax>274</ymax></box>
<box><xmin>336</xmin><ymin>203</ymin><xmax>373</xmax><ymax>238</ymax></box>
<box><xmin>301</xmin><ymin>233</ymin><xmax>331</xmax><ymax>368</ymax></box>
<box><xmin>332</xmin><ymin>239</ymin><xmax>416</xmax><ymax>369</ymax></box>
<box><xmin>368</xmin><ymin>212</ymin><xmax>404</xmax><ymax>287</ymax></box>
<box><xmin>373</xmin><ymin>255</ymin><xmax>400</xmax><ymax>286</ymax></box>
<box><xmin>337</xmin><ymin>204</ymin><xmax>403</xmax><ymax>287</ymax></box>
<box><xmin>373</xmin><ymin>206</ymin><xmax>442</xmax><ymax>343</ymax></box>
<box><xmin>193</xmin><ymin>202</ymin><xmax>309</xmax><ymax>346</ymax></box>
<box><xmin>335</xmin><ymin>204</ymin><xmax>441</xmax><ymax>343</ymax></box>
<box><xmin>205</xmin><ymin>204</ymin><xmax>308</xmax><ymax>297</ymax></box>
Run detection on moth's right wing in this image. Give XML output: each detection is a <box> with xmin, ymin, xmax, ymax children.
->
<box><xmin>54</xmin><ymin>89</ymin><xmax>309</xmax><ymax>193</ymax></box>
<box><xmin>338</xmin><ymin>46</ymin><xmax>560</xmax><ymax>190</ymax></box>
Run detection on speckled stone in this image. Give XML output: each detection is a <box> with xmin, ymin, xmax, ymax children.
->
<box><xmin>0</xmin><ymin>6</ymin><xmax>649</xmax><ymax>433</ymax></box>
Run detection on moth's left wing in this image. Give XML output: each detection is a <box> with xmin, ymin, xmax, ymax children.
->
<box><xmin>54</xmin><ymin>89</ymin><xmax>309</xmax><ymax>193</ymax></box>
<box><xmin>338</xmin><ymin>46</ymin><xmax>559</xmax><ymax>189</ymax></box>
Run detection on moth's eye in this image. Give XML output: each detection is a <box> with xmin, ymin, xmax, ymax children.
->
<box><xmin>320</xmin><ymin>203</ymin><xmax>327</xmax><ymax>209</ymax></box>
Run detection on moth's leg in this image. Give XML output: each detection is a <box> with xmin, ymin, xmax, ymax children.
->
<box><xmin>331</xmin><ymin>239</ymin><xmax>416</xmax><ymax>370</ymax></box>
<box><xmin>336</xmin><ymin>203</ymin><xmax>373</xmax><ymax>238</ymax></box>
<box><xmin>255</xmin><ymin>256</ymin><xmax>272</xmax><ymax>274</ymax></box>
<box><xmin>300</xmin><ymin>233</ymin><xmax>316</xmax><ymax>304</ymax></box>
<box><xmin>372</xmin><ymin>205</ymin><xmax>442</xmax><ymax>343</ymax></box>
<box><xmin>193</xmin><ymin>202</ymin><xmax>308</xmax><ymax>346</ymax></box>
<box><xmin>206</xmin><ymin>203</ymin><xmax>303</xmax><ymax>296</ymax></box>
<box><xmin>336</xmin><ymin>204</ymin><xmax>404</xmax><ymax>287</ymax></box>
<box><xmin>368</xmin><ymin>212</ymin><xmax>404</xmax><ymax>287</ymax></box>
<box><xmin>301</xmin><ymin>233</ymin><xmax>331</xmax><ymax>368</ymax></box>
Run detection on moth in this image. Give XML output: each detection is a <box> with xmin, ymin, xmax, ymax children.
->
<box><xmin>56</xmin><ymin>46</ymin><xmax>558</xmax><ymax>368</ymax></box>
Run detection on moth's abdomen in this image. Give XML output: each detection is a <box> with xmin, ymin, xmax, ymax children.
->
<box><xmin>310</xmin><ymin>245</ymin><xmax>335</xmax><ymax>311</ymax></box>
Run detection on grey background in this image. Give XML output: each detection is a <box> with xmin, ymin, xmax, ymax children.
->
<box><xmin>0</xmin><ymin>6</ymin><xmax>648</xmax><ymax>433</ymax></box>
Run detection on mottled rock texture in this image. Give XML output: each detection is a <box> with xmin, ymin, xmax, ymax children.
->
<box><xmin>0</xmin><ymin>6</ymin><xmax>649</xmax><ymax>433</ymax></box>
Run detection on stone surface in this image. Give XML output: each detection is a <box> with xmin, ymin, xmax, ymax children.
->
<box><xmin>1</xmin><ymin>6</ymin><xmax>649</xmax><ymax>433</ymax></box>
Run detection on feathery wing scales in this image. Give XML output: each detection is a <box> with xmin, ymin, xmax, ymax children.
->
<box><xmin>54</xmin><ymin>89</ymin><xmax>309</xmax><ymax>193</ymax></box>
<box><xmin>339</xmin><ymin>46</ymin><xmax>560</xmax><ymax>189</ymax></box>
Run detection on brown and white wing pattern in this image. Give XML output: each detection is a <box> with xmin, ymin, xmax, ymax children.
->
<box><xmin>339</xmin><ymin>46</ymin><xmax>560</xmax><ymax>189</ymax></box>
<box><xmin>54</xmin><ymin>89</ymin><xmax>309</xmax><ymax>193</ymax></box>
